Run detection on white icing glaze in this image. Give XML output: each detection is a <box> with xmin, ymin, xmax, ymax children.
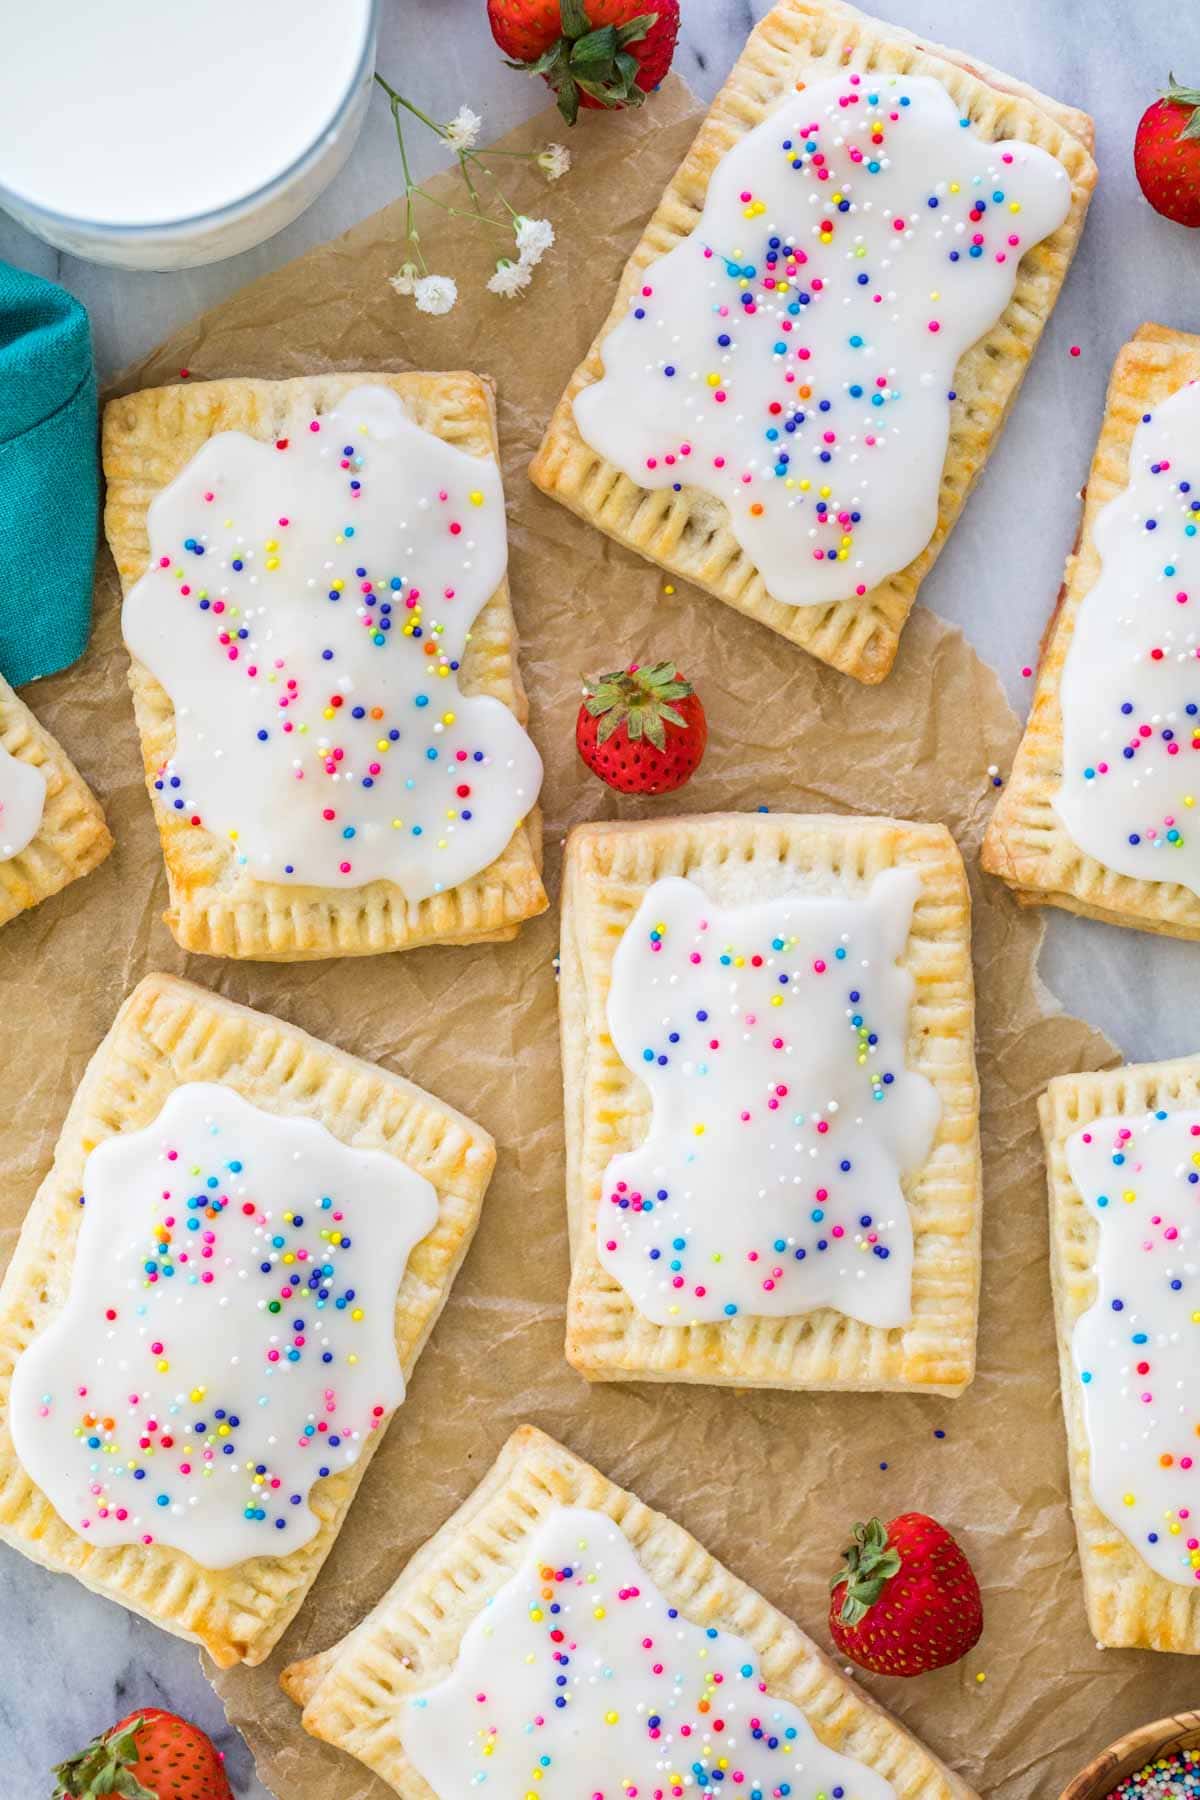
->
<box><xmin>122</xmin><ymin>385</ymin><xmax>543</xmax><ymax>901</ymax></box>
<box><xmin>0</xmin><ymin>741</ymin><xmax>45</xmax><ymax>861</ymax></box>
<box><xmin>598</xmin><ymin>872</ymin><xmax>941</xmax><ymax>1328</ymax></box>
<box><xmin>401</xmin><ymin>1504</ymin><xmax>895</xmax><ymax>1800</ymax></box>
<box><xmin>10</xmin><ymin>1082</ymin><xmax>438</xmax><ymax>1570</ymax></box>
<box><xmin>573</xmin><ymin>72</ymin><xmax>1071</xmax><ymax>608</ymax></box>
<box><xmin>1068</xmin><ymin>1108</ymin><xmax>1200</xmax><ymax>1587</ymax></box>
<box><xmin>1055</xmin><ymin>381</ymin><xmax>1200</xmax><ymax>890</ymax></box>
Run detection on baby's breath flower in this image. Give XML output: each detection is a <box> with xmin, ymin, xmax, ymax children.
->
<box><xmin>388</xmin><ymin>261</ymin><xmax>419</xmax><ymax>296</ymax></box>
<box><xmin>414</xmin><ymin>274</ymin><xmax>458</xmax><ymax>316</ymax></box>
<box><xmin>487</xmin><ymin>257</ymin><xmax>533</xmax><ymax>299</ymax></box>
<box><xmin>514</xmin><ymin>215</ymin><xmax>555</xmax><ymax>267</ymax></box>
<box><xmin>537</xmin><ymin>143</ymin><xmax>571</xmax><ymax>182</ymax></box>
<box><xmin>444</xmin><ymin>105</ymin><xmax>483</xmax><ymax>150</ymax></box>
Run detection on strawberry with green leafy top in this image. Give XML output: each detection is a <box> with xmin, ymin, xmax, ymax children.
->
<box><xmin>1135</xmin><ymin>77</ymin><xmax>1200</xmax><ymax>226</ymax></box>
<box><xmin>576</xmin><ymin>659</ymin><xmax>706</xmax><ymax>794</ymax></box>
<box><xmin>487</xmin><ymin>0</ymin><xmax>680</xmax><ymax>124</ymax></box>
<box><xmin>52</xmin><ymin>1710</ymin><xmax>233</xmax><ymax>1800</ymax></box>
<box><xmin>828</xmin><ymin>1513</ymin><xmax>983</xmax><ymax>1678</ymax></box>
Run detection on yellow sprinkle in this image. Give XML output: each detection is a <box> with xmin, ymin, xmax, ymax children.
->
<box><xmin>469</xmin><ymin>490</ymin><xmax>484</xmax><ymax>506</ymax></box>
<box><xmin>694</xmin><ymin>1123</ymin><xmax>705</xmax><ymax>1136</ymax></box>
<box><xmin>1123</xmin><ymin>1493</ymin><xmax>1136</xmax><ymax>1507</ymax></box>
<box><xmin>975</xmin><ymin>1672</ymin><xmax>986</xmax><ymax>1685</ymax></box>
<box><xmin>156</xmin><ymin>1360</ymin><xmax>170</xmax><ymax>1374</ymax></box>
<box><xmin>1123</xmin><ymin>1189</ymin><xmax>1136</xmax><ymax>1203</ymax></box>
<box><xmin>442</xmin><ymin>712</ymin><xmax>456</xmax><ymax>726</ymax></box>
<box><xmin>265</xmin><ymin>556</ymin><xmax>279</xmax><ymax>570</ymax></box>
<box><xmin>663</xmin><ymin>583</ymin><xmax>675</xmax><ymax>595</ymax></box>
<box><xmin>392</xmin><ymin>819</ymin><xmax>404</xmax><ymax>829</ymax></box>
<box><xmin>1009</xmin><ymin>201</ymin><xmax>1021</xmax><ymax>213</ymax></box>
<box><xmin>376</xmin><ymin>738</ymin><xmax>390</xmax><ymax>752</ymax></box>
<box><xmin>605</xmin><ymin>1710</ymin><xmax>619</xmax><ymax>1724</ymax></box>
<box><xmin>594</xmin><ymin>1606</ymin><xmax>607</xmax><ymax>1621</ymax></box>
<box><xmin>707</xmin><ymin>373</ymin><xmax>721</xmax><ymax>387</ymax></box>
<box><xmin>351</xmin><ymin>1307</ymin><xmax>364</xmax><ymax>1322</ymax></box>
<box><xmin>189</xmin><ymin>1387</ymin><xmax>206</xmax><ymax>1403</ymax></box>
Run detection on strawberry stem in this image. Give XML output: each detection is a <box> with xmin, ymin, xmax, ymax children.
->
<box><xmin>52</xmin><ymin>1717</ymin><xmax>157</xmax><ymax>1800</ymax></box>
<box><xmin>582</xmin><ymin>660</ymin><xmax>692</xmax><ymax>753</ymax></box>
<box><xmin>830</xmin><ymin>1518</ymin><xmax>903</xmax><ymax>1627</ymax></box>
<box><xmin>506</xmin><ymin>1</ymin><xmax>659</xmax><ymax>124</ymax></box>
<box><xmin>1166</xmin><ymin>73</ymin><xmax>1200</xmax><ymax>141</ymax></box>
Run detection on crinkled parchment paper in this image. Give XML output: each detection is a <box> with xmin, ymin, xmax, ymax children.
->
<box><xmin>4</xmin><ymin>75</ymin><xmax>1194</xmax><ymax>1800</ymax></box>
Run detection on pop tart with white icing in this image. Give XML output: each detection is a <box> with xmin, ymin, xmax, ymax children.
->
<box><xmin>559</xmin><ymin>813</ymin><xmax>980</xmax><ymax>1394</ymax></box>
<box><xmin>104</xmin><ymin>371</ymin><xmax>546</xmax><ymax>961</ymax></box>
<box><xmin>0</xmin><ymin>671</ymin><xmax>111</xmax><ymax>928</ymax></box>
<box><xmin>531</xmin><ymin>0</ymin><xmax>1096</xmax><ymax>683</ymax></box>
<box><xmin>984</xmin><ymin>323</ymin><xmax>1200</xmax><ymax>940</ymax></box>
<box><xmin>0</xmin><ymin>972</ymin><xmax>495</xmax><ymax>1667</ymax></box>
<box><xmin>281</xmin><ymin>1424</ymin><xmax>979</xmax><ymax>1798</ymax></box>
<box><xmin>1042</xmin><ymin>1056</ymin><xmax>1200</xmax><ymax>1653</ymax></box>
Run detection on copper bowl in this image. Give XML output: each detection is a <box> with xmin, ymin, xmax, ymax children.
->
<box><xmin>1060</xmin><ymin>1710</ymin><xmax>1200</xmax><ymax>1800</ymax></box>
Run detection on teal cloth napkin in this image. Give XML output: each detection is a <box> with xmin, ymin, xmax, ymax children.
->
<box><xmin>0</xmin><ymin>262</ymin><xmax>98</xmax><ymax>686</ymax></box>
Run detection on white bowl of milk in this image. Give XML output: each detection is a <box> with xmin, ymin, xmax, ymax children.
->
<box><xmin>0</xmin><ymin>0</ymin><xmax>377</xmax><ymax>270</ymax></box>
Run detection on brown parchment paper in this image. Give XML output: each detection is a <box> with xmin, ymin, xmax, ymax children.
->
<box><xmin>4</xmin><ymin>75</ymin><xmax>1196</xmax><ymax>1800</ymax></box>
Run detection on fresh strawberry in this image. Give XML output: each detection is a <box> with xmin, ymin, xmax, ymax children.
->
<box><xmin>1134</xmin><ymin>77</ymin><xmax>1200</xmax><ymax>226</ymax></box>
<box><xmin>576</xmin><ymin>659</ymin><xmax>706</xmax><ymax>794</ymax></box>
<box><xmin>487</xmin><ymin>0</ymin><xmax>679</xmax><ymax>124</ymax></box>
<box><xmin>52</xmin><ymin>1709</ymin><xmax>233</xmax><ymax>1800</ymax></box>
<box><xmin>828</xmin><ymin>1514</ymin><xmax>983</xmax><ymax>1678</ymax></box>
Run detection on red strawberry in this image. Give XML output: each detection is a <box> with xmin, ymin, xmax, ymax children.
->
<box><xmin>487</xmin><ymin>0</ymin><xmax>679</xmax><ymax>124</ymax></box>
<box><xmin>1134</xmin><ymin>77</ymin><xmax>1200</xmax><ymax>226</ymax></box>
<box><xmin>576</xmin><ymin>660</ymin><xmax>706</xmax><ymax>794</ymax></box>
<box><xmin>828</xmin><ymin>1514</ymin><xmax>983</xmax><ymax>1678</ymax></box>
<box><xmin>52</xmin><ymin>1709</ymin><xmax>233</xmax><ymax>1800</ymax></box>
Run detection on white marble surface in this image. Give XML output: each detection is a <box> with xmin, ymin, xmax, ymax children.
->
<box><xmin>1</xmin><ymin>0</ymin><xmax>1198</xmax><ymax>1792</ymax></box>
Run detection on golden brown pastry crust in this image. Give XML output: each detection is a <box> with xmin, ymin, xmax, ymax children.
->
<box><xmin>1041</xmin><ymin>1058</ymin><xmax>1200</xmax><ymax>1653</ymax></box>
<box><xmin>281</xmin><ymin>1423</ymin><xmax>979</xmax><ymax>1798</ymax></box>
<box><xmin>983</xmin><ymin>324</ymin><xmax>1200</xmax><ymax>937</ymax></box>
<box><xmin>559</xmin><ymin>813</ymin><xmax>981</xmax><ymax>1393</ymax></box>
<box><xmin>0</xmin><ymin>673</ymin><xmax>111</xmax><ymax>927</ymax></box>
<box><xmin>0</xmin><ymin>973</ymin><xmax>495</xmax><ymax>1667</ymax></box>
<box><xmin>103</xmin><ymin>372</ymin><xmax>546</xmax><ymax>960</ymax></box>
<box><xmin>529</xmin><ymin>0</ymin><xmax>1097</xmax><ymax>685</ymax></box>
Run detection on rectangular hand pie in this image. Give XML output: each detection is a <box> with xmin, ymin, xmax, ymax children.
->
<box><xmin>0</xmin><ymin>672</ymin><xmax>111</xmax><ymax>927</ymax></box>
<box><xmin>983</xmin><ymin>324</ymin><xmax>1200</xmax><ymax>937</ymax></box>
<box><xmin>530</xmin><ymin>0</ymin><xmax>1096</xmax><ymax>684</ymax></box>
<box><xmin>1041</xmin><ymin>1058</ymin><xmax>1200</xmax><ymax>1653</ymax></box>
<box><xmin>0</xmin><ymin>972</ymin><xmax>495</xmax><ymax>1667</ymax></box>
<box><xmin>103</xmin><ymin>371</ymin><xmax>546</xmax><ymax>960</ymax></box>
<box><xmin>281</xmin><ymin>1423</ymin><xmax>978</xmax><ymax>1797</ymax></box>
<box><xmin>559</xmin><ymin>813</ymin><xmax>980</xmax><ymax>1393</ymax></box>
